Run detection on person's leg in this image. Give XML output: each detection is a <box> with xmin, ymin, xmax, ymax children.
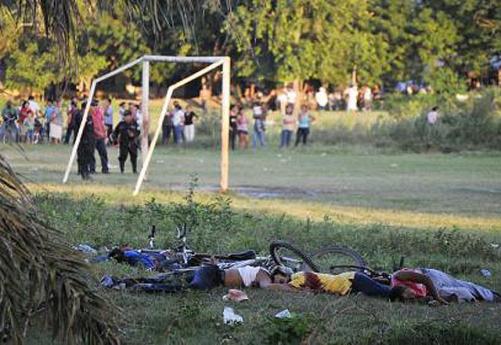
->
<box><xmin>118</xmin><ymin>145</ymin><xmax>127</xmax><ymax>173</ymax></box>
<box><xmin>259</xmin><ymin>131</ymin><xmax>265</xmax><ymax>146</ymax></box>
<box><xmin>130</xmin><ymin>146</ymin><xmax>138</xmax><ymax>173</ymax></box>
<box><xmin>252</xmin><ymin>131</ymin><xmax>258</xmax><ymax>148</ymax></box>
<box><xmin>303</xmin><ymin>128</ymin><xmax>310</xmax><ymax>145</ymax></box>
<box><xmin>188</xmin><ymin>124</ymin><xmax>195</xmax><ymax>142</ymax></box>
<box><xmin>96</xmin><ymin>139</ymin><xmax>109</xmax><ymax>173</ymax></box>
<box><xmin>231</xmin><ymin>130</ymin><xmax>236</xmax><ymax>150</ymax></box>
<box><xmin>183</xmin><ymin>126</ymin><xmax>189</xmax><ymax>143</ymax></box>
<box><xmin>189</xmin><ymin>265</ymin><xmax>223</xmax><ymax>290</ymax></box>
<box><xmin>279</xmin><ymin>130</ymin><xmax>286</xmax><ymax>148</ymax></box>
<box><xmin>351</xmin><ymin>273</ymin><xmax>391</xmax><ymax>298</ymax></box>
<box><xmin>285</xmin><ymin>130</ymin><xmax>292</xmax><ymax>147</ymax></box>
<box><xmin>294</xmin><ymin>129</ymin><xmax>301</xmax><ymax>147</ymax></box>
<box><xmin>162</xmin><ymin>126</ymin><xmax>167</xmax><ymax>144</ymax></box>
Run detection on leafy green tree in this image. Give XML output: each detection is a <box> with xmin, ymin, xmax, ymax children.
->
<box><xmin>225</xmin><ymin>0</ymin><xmax>390</xmax><ymax>88</ymax></box>
<box><xmin>5</xmin><ymin>39</ymin><xmax>61</xmax><ymax>94</ymax></box>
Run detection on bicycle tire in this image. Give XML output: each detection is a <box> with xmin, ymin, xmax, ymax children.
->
<box><xmin>309</xmin><ymin>245</ymin><xmax>367</xmax><ymax>274</ymax></box>
<box><xmin>270</xmin><ymin>240</ymin><xmax>318</xmax><ymax>272</ymax></box>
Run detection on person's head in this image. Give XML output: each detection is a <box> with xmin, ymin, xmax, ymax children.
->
<box><xmin>56</xmin><ymin>99</ymin><xmax>62</xmax><ymax>107</ymax></box>
<box><xmin>91</xmin><ymin>99</ymin><xmax>98</xmax><ymax>108</ymax></box>
<box><xmin>123</xmin><ymin>110</ymin><xmax>133</xmax><ymax>123</ymax></box>
<box><xmin>285</xmin><ymin>103</ymin><xmax>294</xmax><ymax>115</ymax></box>
<box><xmin>186</xmin><ymin>105</ymin><xmax>192</xmax><ymax>112</ymax></box>
<box><xmin>270</xmin><ymin>266</ymin><xmax>293</xmax><ymax>284</ymax></box>
<box><xmin>173</xmin><ymin>101</ymin><xmax>181</xmax><ymax>110</ymax></box>
<box><xmin>28</xmin><ymin>95</ymin><xmax>34</xmax><ymax>101</ymax></box>
<box><xmin>300</xmin><ymin>104</ymin><xmax>308</xmax><ymax>112</ymax></box>
<box><xmin>108</xmin><ymin>247</ymin><xmax>126</xmax><ymax>263</ymax></box>
<box><xmin>432</xmin><ymin>106</ymin><xmax>438</xmax><ymax>112</ymax></box>
<box><xmin>22</xmin><ymin>100</ymin><xmax>29</xmax><ymax>108</ymax></box>
<box><xmin>47</xmin><ymin>99</ymin><xmax>54</xmax><ymax>105</ymax></box>
<box><xmin>389</xmin><ymin>285</ymin><xmax>417</xmax><ymax>302</ymax></box>
<box><xmin>81</xmin><ymin>101</ymin><xmax>87</xmax><ymax>110</ymax></box>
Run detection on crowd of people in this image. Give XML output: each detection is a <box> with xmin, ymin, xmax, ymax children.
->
<box><xmin>1</xmin><ymin>82</ymin><xmax>437</xmax><ymax>157</ymax></box>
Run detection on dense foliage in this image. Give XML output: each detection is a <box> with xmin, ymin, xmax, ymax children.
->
<box><xmin>0</xmin><ymin>0</ymin><xmax>499</xmax><ymax>94</ymax></box>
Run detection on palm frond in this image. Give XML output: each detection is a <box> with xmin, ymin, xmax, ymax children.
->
<box><xmin>0</xmin><ymin>154</ymin><xmax>121</xmax><ymax>345</ymax></box>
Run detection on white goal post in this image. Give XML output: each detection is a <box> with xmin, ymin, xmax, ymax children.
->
<box><xmin>62</xmin><ymin>55</ymin><xmax>231</xmax><ymax>195</ymax></box>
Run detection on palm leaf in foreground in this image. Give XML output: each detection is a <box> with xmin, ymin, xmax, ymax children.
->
<box><xmin>0</xmin><ymin>154</ymin><xmax>121</xmax><ymax>345</ymax></box>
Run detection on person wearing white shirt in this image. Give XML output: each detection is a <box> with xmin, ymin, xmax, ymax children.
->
<box><xmin>172</xmin><ymin>102</ymin><xmax>184</xmax><ymax>144</ymax></box>
<box><xmin>345</xmin><ymin>84</ymin><xmax>358</xmax><ymax>111</ymax></box>
<box><xmin>315</xmin><ymin>87</ymin><xmax>328</xmax><ymax>111</ymax></box>
<box><xmin>28</xmin><ymin>95</ymin><xmax>40</xmax><ymax>118</ymax></box>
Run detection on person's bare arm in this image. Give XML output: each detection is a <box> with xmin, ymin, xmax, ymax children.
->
<box><xmin>393</xmin><ymin>271</ymin><xmax>448</xmax><ymax>304</ymax></box>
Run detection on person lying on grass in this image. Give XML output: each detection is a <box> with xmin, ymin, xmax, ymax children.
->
<box><xmin>266</xmin><ymin>269</ymin><xmax>399</xmax><ymax>299</ymax></box>
<box><xmin>102</xmin><ymin>264</ymin><xmax>288</xmax><ymax>292</ymax></box>
<box><xmin>190</xmin><ymin>264</ymin><xmax>289</xmax><ymax>290</ymax></box>
<box><xmin>390</xmin><ymin>268</ymin><xmax>501</xmax><ymax>304</ymax></box>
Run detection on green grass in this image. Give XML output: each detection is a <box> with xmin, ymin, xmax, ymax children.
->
<box><xmin>2</xmin><ymin>144</ymin><xmax>501</xmax><ymax>344</ymax></box>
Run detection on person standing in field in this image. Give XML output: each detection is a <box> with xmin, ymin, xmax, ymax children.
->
<box><xmin>183</xmin><ymin>105</ymin><xmax>198</xmax><ymax>143</ymax></box>
<box><xmin>112</xmin><ymin>110</ymin><xmax>140</xmax><ymax>174</ymax></box>
<box><xmin>345</xmin><ymin>84</ymin><xmax>358</xmax><ymax>111</ymax></box>
<box><xmin>90</xmin><ymin>100</ymin><xmax>109</xmax><ymax>174</ymax></box>
<box><xmin>229</xmin><ymin>105</ymin><xmax>238</xmax><ymax>150</ymax></box>
<box><xmin>44</xmin><ymin>99</ymin><xmax>56</xmax><ymax>141</ymax></box>
<box><xmin>295</xmin><ymin>105</ymin><xmax>315</xmax><ymax>147</ymax></box>
<box><xmin>1</xmin><ymin>100</ymin><xmax>19</xmax><ymax>142</ymax></box>
<box><xmin>118</xmin><ymin>102</ymin><xmax>126</xmax><ymax>122</ymax></box>
<box><xmin>315</xmin><ymin>87</ymin><xmax>328</xmax><ymax>111</ymax></box>
<box><xmin>236</xmin><ymin>106</ymin><xmax>249</xmax><ymax>149</ymax></box>
<box><xmin>24</xmin><ymin>111</ymin><xmax>36</xmax><ymax>144</ymax></box>
<box><xmin>252</xmin><ymin>101</ymin><xmax>266</xmax><ymax>148</ymax></box>
<box><xmin>362</xmin><ymin>85</ymin><xmax>373</xmax><ymax>111</ymax></box>
<box><xmin>49</xmin><ymin>99</ymin><xmax>64</xmax><ymax>144</ymax></box>
<box><xmin>162</xmin><ymin>110</ymin><xmax>173</xmax><ymax>145</ymax></box>
<box><xmin>28</xmin><ymin>95</ymin><xmax>40</xmax><ymax>119</ymax></box>
<box><xmin>426</xmin><ymin>106</ymin><xmax>439</xmax><ymax>125</ymax></box>
<box><xmin>64</xmin><ymin>97</ymin><xmax>78</xmax><ymax>144</ymax></box>
<box><xmin>279</xmin><ymin>104</ymin><xmax>295</xmax><ymax>148</ymax></box>
<box><xmin>103</xmin><ymin>98</ymin><xmax>114</xmax><ymax>143</ymax></box>
<box><xmin>74</xmin><ymin>102</ymin><xmax>95</xmax><ymax>180</ymax></box>
<box><xmin>171</xmin><ymin>102</ymin><xmax>184</xmax><ymax>144</ymax></box>
<box><xmin>18</xmin><ymin>101</ymin><xmax>33</xmax><ymax>143</ymax></box>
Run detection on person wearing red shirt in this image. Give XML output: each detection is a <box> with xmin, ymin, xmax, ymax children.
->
<box><xmin>90</xmin><ymin>100</ymin><xmax>109</xmax><ymax>174</ymax></box>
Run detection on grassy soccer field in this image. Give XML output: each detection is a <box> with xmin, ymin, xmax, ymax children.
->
<box><xmin>2</xmin><ymin>143</ymin><xmax>501</xmax><ymax>344</ymax></box>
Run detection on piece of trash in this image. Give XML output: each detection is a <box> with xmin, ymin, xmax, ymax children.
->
<box><xmin>223</xmin><ymin>289</ymin><xmax>249</xmax><ymax>302</ymax></box>
<box><xmin>321</xmin><ymin>152</ymin><xmax>327</xmax><ymax>156</ymax></box>
<box><xmin>390</xmin><ymin>163</ymin><xmax>398</xmax><ymax>168</ymax></box>
<box><xmin>73</xmin><ymin>244</ymin><xmax>97</xmax><ymax>255</ymax></box>
<box><xmin>490</xmin><ymin>243</ymin><xmax>499</xmax><ymax>249</ymax></box>
<box><xmin>223</xmin><ymin>307</ymin><xmax>243</xmax><ymax>325</ymax></box>
<box><xmin>480</xmin><ymin>269</ymin><xmax>492</xmax><ymax>278</ymax></box>
<box><xmin>100</xmin><ymin>275</ymin><xmax>115</xmax><ymax>288</ymax></box>
<box><xmin>275</xmin><ymin>309</ymin><xmax>292</xmax><ymax>319</ymax></box>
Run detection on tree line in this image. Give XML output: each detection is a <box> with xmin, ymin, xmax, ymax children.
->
<box><xmin>0</xmin><ymin>0</ymin><xmax>499</xmax><ymax>96</ymax></box>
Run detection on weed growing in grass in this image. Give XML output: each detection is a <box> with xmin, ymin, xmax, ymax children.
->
<box><xmin>262</xmin><ymin>313</ymin><xmax>314</xmax><ymax>345</ymax></box>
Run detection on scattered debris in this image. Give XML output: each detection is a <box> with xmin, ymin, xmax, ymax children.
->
<box><xmin>275</xmin><ymin>309</ymin><xmax>292</xmax><ymax>319</ymax></box>
<box><xmin>223</xmin><ymin>289</ymin><xmax>249</xmax><ymax>302</ymax></box>
<box><xmin>480</xmin><ymin>269</ymin><xmax>492</xmax><ymax>278</ymax></box>
<box><xmin>223</xmin><ymin>307</ymin><xmax>243</xmax><ymax>325</ymax></box>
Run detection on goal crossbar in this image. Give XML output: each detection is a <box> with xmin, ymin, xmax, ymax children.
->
<box><xmin>62</xmin><ymin>55</ymin><xmax>231</xmax><ymax>195</ymax></box>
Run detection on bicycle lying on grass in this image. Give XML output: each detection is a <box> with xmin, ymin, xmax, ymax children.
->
<box><xmin>110</xmin><ymin>224</ymin><xmax>395</xmax><ymax>280</ymax></box>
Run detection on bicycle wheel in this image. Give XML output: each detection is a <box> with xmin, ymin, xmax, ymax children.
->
<box><xmin>309</xmin><ymin>246</ymin><xmax>367</xmax><ymax>274</ymax></box>
<box><xmin>269</xmin><ymin>241</ymin><xmax>317</xmax><ymax>272</ymax></box>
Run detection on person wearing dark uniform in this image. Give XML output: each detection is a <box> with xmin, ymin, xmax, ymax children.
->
<box><xmin>74</xmin><ymin>102</ymin><xmax>96</xmax><ymax>180</ymax></box>
<box><xmin>111</xmin><ymin>110</ymin><xmax>140</xmax><ymax>173</ymax></box>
